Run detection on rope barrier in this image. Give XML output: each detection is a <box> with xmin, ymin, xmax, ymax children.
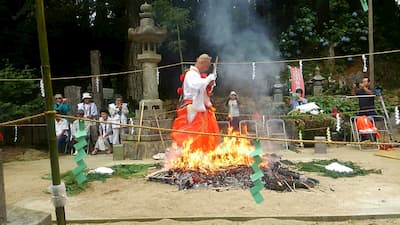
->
<box><xmin>1</xmin><ymin>49</ymin><xmax>400</xmax><ymax>82</ymax></box>
<box><xmin>0</xmin><ymin>109</ymin><xmax>397</xmax><ymax>146</ymax></box>
<box><xmin>58</xmin><ymin>114</ymin><xmax>398</xmax><ymax>147</ymax></box>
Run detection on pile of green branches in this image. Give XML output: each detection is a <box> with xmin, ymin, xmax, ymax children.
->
<box><xmin>43</xmin><ymin>164</ymin><xmax>154</xmax><ymax>195</ymax></box>
<box><xmin>295</xmin><ymin>159</ymin><xmax>381</xmax><ymax>178</ymax></box>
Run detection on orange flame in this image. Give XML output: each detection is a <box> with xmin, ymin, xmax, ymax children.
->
<box><xmin>168</xmin><ymin>129</ymin><xmax>257</xmax><ymax>172</ymax></box>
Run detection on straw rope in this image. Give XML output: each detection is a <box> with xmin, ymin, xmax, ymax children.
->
<box><xmin>0</xmin><ymin>49</ymin><xmax>399</xmax><ymax>82</ymax></box>
<box><xmin>0</xmin><ymin>110</ymin><xmax>397</xmax><ymax>146</ymax></box>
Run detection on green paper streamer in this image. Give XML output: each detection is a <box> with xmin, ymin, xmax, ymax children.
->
<box><xmin>249</xmin><ymin>139</ymin><xmax>265</xmax><ymax>204</ymax></box>
<box><xmin>360</xmin><ymin>0</ymin><xmax>368</xmax><ymax>12</ymax></box>
<box><xmin>71</xmin><ymin>120</ymin><xmax>88</xmax><ymax>184</ymax></box>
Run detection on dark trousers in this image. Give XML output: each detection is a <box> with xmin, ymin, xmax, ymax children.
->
<box><xmin>57</xmin><ymin>135</ymin><xmax>67</xmax><ymax>153</ymax></box>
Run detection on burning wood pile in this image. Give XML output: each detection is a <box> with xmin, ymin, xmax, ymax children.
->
<box><xmin>148</xmin><ymin>153</ymin><xmax>318</xmax><ymax>191</ymax></box>
<box><xmin>147</xmin><ymin>133</ymin><xmax>319</xmax><ymax>191</ymax></box>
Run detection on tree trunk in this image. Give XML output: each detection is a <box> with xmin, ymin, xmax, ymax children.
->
<box><xmin>325</xmin><ymin>43</ymin><xmax>335</xmax><ymax>75</ymax></box>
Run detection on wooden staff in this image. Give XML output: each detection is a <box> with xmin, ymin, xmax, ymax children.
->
<box><xmin>153</xmin><ymin>108</ymin><xmax>166</xmax><ymax>149</ymax></box>
<box><xmin>137</xmin><ymin>102</ymin><xmax>145</xmax><ymax>142</ymax></box>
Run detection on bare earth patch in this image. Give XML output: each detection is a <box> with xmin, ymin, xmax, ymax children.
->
<box><xmin>2</xmin><ymin>146</ymin><xmax>400</xmax><ymax>225</ymax></box>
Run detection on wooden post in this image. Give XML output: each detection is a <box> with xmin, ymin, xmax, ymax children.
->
<box><xmin>368</xmin><ymin>0</ymin><xmax>374</xmax><ymax>87</ymax></box>
<box><xmin>90</xmin><ymin>50</ymin><xmax>103</xmax><ymax>110</ymax></box>
<box><xmin>0</xmin><ymin>149</ymin><xmax>6</xmax><ymax>224</ymax></box>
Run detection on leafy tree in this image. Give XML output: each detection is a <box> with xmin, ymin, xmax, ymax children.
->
<box><xmin>152</xmin><ymin>0</ymin><xmax>192</xmax><ymax>69</ymax></box>
<box><xmin>0</xmin><ymin>61</ymin><xmax>45</xmax><ymax>122</ymax></box>
<box><xmin>279</xmin><ymin>2</ymin><xmax>368</xmax><ymax>59</ymax></box>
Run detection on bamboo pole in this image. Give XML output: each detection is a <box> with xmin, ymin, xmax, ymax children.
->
<box><xmin>368</xmin><ymin>0</ymin><xmax>374</xmax><ymax>87</ymax></box>
<box><xmin>0</xmin><ymin>149</ymin><xmax>6</xmax><ymax>224</ymax></box>
<box><xmin>35</xmin><ymin>0</ymin><xmax>66</xmax><ymax>224</ymax></box>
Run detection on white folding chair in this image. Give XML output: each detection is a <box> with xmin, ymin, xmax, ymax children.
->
<box><xmin>265</xmin><ymin>119</ymin><xmax>289</xmax><ymax>150</ymax></box>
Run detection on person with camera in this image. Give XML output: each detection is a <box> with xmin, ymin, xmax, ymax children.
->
<box><xmin>291</xmin><ymin>88</ymin><xmax>308</xmax><ymax>110</ymax></box>
<box><xmin>351</xmin><ymin>77</ymin><xmax>378</xmax><ymax>142</ymax></box>
<box><xmin>53</xmin><ymin>94</ymin><xmax>70</xmax><ymax>115</ymax></box>
<box><xmin>108</xmin><ymin>95</ymin><xmax>129</xmax><ymax>145</ymax></box>
<box><xmin>351</xmin><ymin>77</ymin><xmax>377</xmax><ymax>117</ymax></box>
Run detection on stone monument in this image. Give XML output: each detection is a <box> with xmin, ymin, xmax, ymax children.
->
<box><xmin>122</xmin><ymin>2</ymin><xmax>171</xmax><ymax>159</ymax></box>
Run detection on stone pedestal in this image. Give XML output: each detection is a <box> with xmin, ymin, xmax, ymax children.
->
<box><xmin>314</xmin><ymin>136</ymin><xmax>327</xmax><ymax>154</ymax></box>
<box><xmin>6</xmin><ymin>206</ymin><xmax>51</xmax><ymax>225</ymax></box>
<box><xmin>121</xmin><ymin>115</ymin><xmax>173</xmax><ymax>160</ymax></box>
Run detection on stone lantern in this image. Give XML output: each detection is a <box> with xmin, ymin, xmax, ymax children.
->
<box><xmin>272</xmin><ymin>76</ymin><xmax>283</xmax><ymax>103</ymax></box>
<box><xmin>128</xmin><ymin>2</ymin><xmax>167</xmax><ymax>110</ymax></box>
<box><xmin>312</xmin><ymin>66</ymin><xmax>325</xmax><ymax>95</ymax></box>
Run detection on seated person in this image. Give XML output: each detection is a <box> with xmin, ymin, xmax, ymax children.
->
<box><xmin>291</xmin><ymin>88</ymin><xmax>308</xmax><ymax>109</ymax></box>
<box><xmin>92</xmin><ymin>110</ymin><xmax>113</xmax><ymax>155</ymax></box>
<box><xmin>54</xmin><ymin>111</ymin><xmax>68</xmax><ymax>153</ymax></box>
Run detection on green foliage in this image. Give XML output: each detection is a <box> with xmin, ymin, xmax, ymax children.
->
<box><xmin>43</xmin><ymin>164</ymin><xmax>154</xmax><ymax>196</ymax></box>
<box><xmin>307</xmin><ymin>95</ymin><xmax>358</xmax><ymax>114</ymax></box>
<box><xmin>296</xmin><ymin>159</ymin><xmax>382</xmax><ymax>178</ymax></box>
<box><xmin>152</xmin><ymin>0</ymin><xmax>192</xmax><ymax>55</ymax></box>
<box><xmin>0</xmin><ymin>61</ymin><xmax>45</xmax><ymax>122</ymax></box>
<box><xmin>279</xmin><ymin>1</ymin><xmax>368</xmax><ymax>58</ymax></box>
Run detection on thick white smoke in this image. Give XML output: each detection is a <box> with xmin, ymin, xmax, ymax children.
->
<box><xmin>197</xmin><ymin>0</ymin><xmax>284</xmax><ymax>97</ymax></box>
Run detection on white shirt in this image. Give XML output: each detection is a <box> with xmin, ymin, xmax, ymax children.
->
<box><xmin>99</xmin><ymin>117</ymin><xmax>113</xmax><ymax>143</ymax></box>
<box><xmin>183</xmin><ymin>66</ymin><xmax>214</xmax><ymax>112</ymax></box>
<box><xmin>71</xmin><ymin>119</ymin><xmax>90</xmax><ymax>138</ymax></box>
<box><xmin>109</xmin><ymin>103</ymin><xmax>129</xmax><ymax>128</ymax></box>
<box><xmin>55</xmin><ymin>118</ymin><xmax>68</xmax><ymax>136</ymax></box>
<box><xmin>228</xmin><ymin>100</ymin><xmax>240</xmax><ymax>117</ymax></box>
<box><xmin>77</xmin><ymin>102</ymin><xmax>98</xmax><ymax>118</ymax></box>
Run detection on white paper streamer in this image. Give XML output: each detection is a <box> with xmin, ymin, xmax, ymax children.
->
<box><xmin>96</xmin><ymin>76</ymin><xmax>100</xmax><ymax>92</ymax></box>
<box><xmin>252</xmin><ymin>62</ymin><xmax>256</xmax><ymax>80</ymax></box>
<box><xmin>298</xmin><ymin>130</ymin><xmax>304</xmax><ymax>148</ymax></box>
<box><xmin>395</xmin><ymin>106</ymin><xmax>400</xmax><ymax>125</ymax></box>
<box><xmin>14</xmin><ymin>125</ymin><xmax>18</xmax><ymax>142</ymax></box>
<box><xmin>157</xmin><ymin>68</ymin><xmax>160</xmax><ymax>85</ymax></box>
<box><xmin>299</xmin><ymin>60</ymin><xmax>303</xmax><ymax>73</ymax></box>
<box><xmin>362</xmin><ymin>54</ymin><xmax>367</xmax><ymax>72</ymax></box>
<box><xmin>336</xmin><ymin>113</ymin><xmax>341</xmax><ymax>132</ymax></box>
<box><xmin>326</xmin><ymin>127</ymin><xmax>332</xmax><ymax>142</ymax></box>
<box><xmin>40</xmin><ymin>79</ymin><xmax>45</xmax><ymax>97</ymax></box>
<box><xmin>129</xmin><ymin>118</ymin><xmax>135</xmax><ymax>134</ymax></box>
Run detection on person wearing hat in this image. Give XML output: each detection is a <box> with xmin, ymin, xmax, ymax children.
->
<box><xmin>291</xmin><ymin>88</ymin><xmax>308</xmax><ymax>109</ymax></box>
<box><xmin>53</xmin><ymin>94</ymin><xmax>70</xmax><ymax>115</ymax></box>
<box><xmin>77</xmin><ymin>92</ymin><xmax>98</xmax><ymax>150</ymax></box>
<box><xmin>225</xmin><ymin>91</ymin><xmax>241</xmax><ymax>131</ymax></box>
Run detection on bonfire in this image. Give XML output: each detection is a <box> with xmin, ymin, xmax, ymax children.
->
<box><xmin>148</xmin><ymin>130</ymin><xmax>319</xmax><ymax>191</ymax></box>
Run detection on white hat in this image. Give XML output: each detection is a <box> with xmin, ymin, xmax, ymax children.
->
<box><xmin>82</xmin><ymin>92</ymin><xmax>92</xmax><ymax>100</ymax></box>
<box><xmin>54</xmin><ymin>94</ymin><xmax>63</xmax><ymax>99</ymax></box>
<box><xmin>230</xmin><ymin>91</ymin><xmax>237</xmax><ymax>96</ymax></box>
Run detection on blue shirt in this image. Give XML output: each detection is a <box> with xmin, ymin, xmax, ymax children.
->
<box><xmin>356</xmin><ymin>88</ymin><xmax>376</xmax><ymax>116</ymax></box>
